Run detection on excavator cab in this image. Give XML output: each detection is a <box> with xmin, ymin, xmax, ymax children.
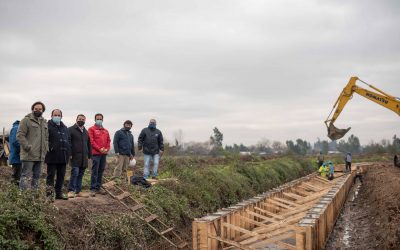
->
<box><xmin>327</xmin><ymin>123</ymin><xmax>351</xmax><ymax>141</ymax></box>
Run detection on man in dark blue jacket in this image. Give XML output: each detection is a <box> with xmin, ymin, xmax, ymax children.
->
<box><xmin>138</xmin><ymin>119</ymin><xmax>164</xmax><ymax>179</ymax></box>
<box><xmin>45</xmin><ymin>109</ymin><xmax>71</xmax><ymax>200</ymax></box>
<box><xmin>9</xmin><ymin>120</ymin><xmax>21</xmax><ymax>185</ymax></box>
<box><xmin>113</xmin><ymin>120</ymin><xmax>135</xmax><ymax>179</ymax></box>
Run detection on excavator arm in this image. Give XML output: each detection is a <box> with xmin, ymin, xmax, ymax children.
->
<box><xmin>325</xmin><ymin>76</ymin><xmax>400</xmax><ymax>140</ymax></box>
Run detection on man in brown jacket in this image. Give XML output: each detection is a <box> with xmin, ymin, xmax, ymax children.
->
<box><xmin>17</xmin><ymin>101</ymin><xmax>49</xmax><ymax>190</ymax></box>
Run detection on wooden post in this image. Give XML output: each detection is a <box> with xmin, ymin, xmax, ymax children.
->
<box><xmin>192</xmin><ymin>221</ymin><xmax>209</xmax><ymax>250</ymax></box>
<box><xmin>295</xmin><ymin>229</ymin><xmax>306</xmax><ymax>250</ymax></box>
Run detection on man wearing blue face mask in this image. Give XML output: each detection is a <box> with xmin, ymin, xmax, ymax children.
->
<box><xmin>45</xmin><ymin>109</ymin><xmax>71</xmax><ymax>201</ymax></box>
<box><xmin>138</xmin><ymin>119</ymin><xmax>164</xmax><ymax>179</ymax></box>
<box><xmin>88</xmin><ymin>113</ymin><xmax>110</xmax><ymax>196</ymax></box>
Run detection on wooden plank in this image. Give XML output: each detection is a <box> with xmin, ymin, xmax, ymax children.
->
<box><xmin>280</xmin><ymin>203</ymin><xmax>315</xmax><ymax>218</ymax></box>
<box><xmin>247</xmin><ymin>210</ymin><xmax>277</xmax><ymax>223</ymax></box>
<box><xmin>130</xmin><ymin>204</ymin><xmax>144</xmax><ymax>212</ymax></box>
<box><xmin>254</xmin><ymin>207</ymin><xmax>284</xmax><ymax>220</ymax></box>
<box><xmin>116</xmin><ymin>192</ymin><xmax>131</xmax><ymax>200</ymax></box>
<box><xmin>145</xmin><ymin>214</ymin><xmax>158</xmax><ymax>223</ymax></box>
<box><xmin>299</xmin><ymin>183</ymin><xmax>322</xmax><ymax>192</ymax></box>
<box><xmin>292</xmin><ymin>188</ymin><xmax>312</xmax><ymax>197</ymax></box>
<box><xmin>294</xmin><ymin>190</ymin><xmax>329</xmax><ymax>205</ymax></box>
<box><xmin>253</xmin><ymin>213</ymin><xmax>305</xmax><ymax>234</ymax></box>
<box><xmin>222</xmin><ymin>222</ymin><xmax>259</xmax><ymax>237</ymax></box>
<box><xmin>273</xmin><ymin>197</ymin><xmax>299</xmax><ymax>207</ymax></box>
<box><xmin>208</xmin><ymin>235</ymin><xmax>252</xmax><ymax>250</ymax></box>
<box><xmin>267</xmin><ymin>199</ymin><xmax>293</xmax><ymax>209</ymax></box>
<box><xmin>283</xmin><ymin>192</ymin><xmax>305</xmax><ymax>200</ymax></box>
<box><xmin>310</xmin><ymin>178</ymin><xmax>331</xmax><ymax>186</ymax></box>
<box><xmin>276</xmin><ymin>240</ymin><xmax>296</xmax><ymax>250</ymax></box>
<box><xmin>248</xmin><ymin>232</ymin><xmax>296</xmax><ymax>249</ymax></box>
<box><xmin>296</xmin><ymin>231</ymin><xmax>306</xmax><ymax>250</ymax></box>
<box><xmin>177</xmin><ymin>241</ymin><xmax>188</xmax><ymax>249</ymax></box>
<box><xmin>102</xmin><ymin>181</ymin><xmax>116</xmax><ymax>189</ymax></box>
<box><xmin>161</xmin><ymin>227</ymin><xmax>174</xmax><ymax>235</ymax></box>
<box><xmin>315</xmin><ymin>176</ymin><xmax>330</xmax><ymax>183</ymax></box>
<box><xmin>192</xmin><ymin>223</ymin><xmax>198</xmax><ymax>250</ymax></box>
<box><xmin>308</xmin><ymin>180</ymin><xmax>329</xmax><ymax>189</ymax></box>
<box><xmin>238</xmin><ymin>215</ymin><xmax>271</xmax><ymax>229</ymax></box>
<box><xmin>262</xmin><ymin>201</ymin><xmax>283</xmax><ymax>211</ymax></box>
<box><xmin>240</xmin><ymin>225</ymin><xmax>295</xmax><ymax>245</ymax></box>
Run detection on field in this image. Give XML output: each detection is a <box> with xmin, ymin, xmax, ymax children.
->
<box><xmin>0</xmin><ymin>154</ymin><xmax>397</xmax><ymax>249</ymax></box>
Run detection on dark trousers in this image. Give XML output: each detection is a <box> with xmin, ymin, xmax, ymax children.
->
<box><xmin>68</xmin><ymin>166</ymin><xmax>86</xmax><ymax>193</ymax></box>
<box><xmin>46</xmin><ymin>163</ymin><xmax>67</xmax><ymax>197</ymax></box>
<box><xmin>11</xmin><ymin>164</ymin><xmax>22</xmax><ymax>185</ymax></box>
<box><xmin>90</xmin><ymin>155</ymin><xmax>106</xmax><ymax>191</ymax></box>
<box><xmin>345</xmin><ymin>161</ymin><xmax>352</xmax><ymax>172</ymax></box>
<box><xmin>354</xmin><ymin>174</ymin><xmax>363</xmax><ymax>184</ymax></box>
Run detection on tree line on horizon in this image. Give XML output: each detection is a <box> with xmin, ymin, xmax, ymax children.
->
<box><xmin>167</xmin><ymin>127</ymin><xmax>400</xmax><ymax>156</ymax></box>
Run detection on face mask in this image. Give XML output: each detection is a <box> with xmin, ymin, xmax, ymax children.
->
<box><xmin>148</xmin><ymin>123</ymin><xmax>156</xmax><ymax>129</ymax></box>
<box><xmin>95</xmin><ymin>120</ymin><xmax>103</xmax><ymax>126</ymax></box>
<box><xmin>124</xmin><ymin>126</ymin><xmax>131</xmax><ymax>131</ymax></box>
<box><xmin>52</xmin><ymin>117</ymin><xmax>61</xmax><ymax>124</ymax></box>
<box><xmin>77</xmin><ymin>121</ymin><xmax>85</xmax><ymax>127</ymax></box>
<box><xmin>33</xmin><ymin>111</ymin><xmax>42</xmax><ymax>117</ymax></box>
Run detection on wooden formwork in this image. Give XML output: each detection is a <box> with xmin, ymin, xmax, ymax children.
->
<box><xmin>296</xmin><ymin>163</ymin><xmax>370</xmax><ymax>250</ymax></box>
<box><xmin>192</xmin><ymin>169</ymin><xmax>351</xmax><ymax>250</ymax></box>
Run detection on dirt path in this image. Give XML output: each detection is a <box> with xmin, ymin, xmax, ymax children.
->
<box><xmin>326</xmin><ymin>163</ymin><xmax>400</xmax><ymax>250</ymax></box>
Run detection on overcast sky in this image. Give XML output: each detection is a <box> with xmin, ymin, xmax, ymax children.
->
<box><xmin>0</xmin><ymin>0</ymin><xmax>399</xmax><ymax>146</ymax></box>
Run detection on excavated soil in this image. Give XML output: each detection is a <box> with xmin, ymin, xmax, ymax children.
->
<box><xmin>326</xmin><ymin>163</ymin><xmax>400</xmax><ymax>250</ymax></box>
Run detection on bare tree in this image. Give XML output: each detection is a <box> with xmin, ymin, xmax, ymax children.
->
<box><xmin>173</xmin><ymin>129</ymin><xmax>184</xmax><ymax>150</ymax></box>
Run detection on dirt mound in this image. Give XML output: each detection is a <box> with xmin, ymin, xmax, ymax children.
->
<box><xmin>327</xmin><ymin>162</ymin><xmax>400</xmax><ymax>249</ymax></box>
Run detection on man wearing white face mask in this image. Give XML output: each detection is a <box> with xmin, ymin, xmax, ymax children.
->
<box><xmin>45</xmin><ymin>109</ymin><xmax>71</xmax><ymax>201</ymax></box>
<box><xmin>88</xmin><ymin>113</ymin><xmax>110</xmax><ymax>196</ymax></box>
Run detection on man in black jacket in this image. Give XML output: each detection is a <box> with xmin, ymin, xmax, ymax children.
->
<box><xmin>113</xmin><ymin>120</ymin><xmax>135</xmax><ymax>179</ymax></box>
<box><xmin>67</xmin><ymin>114</ymin><xmax>92</xmax><ymax>198</ymax></box>
<box><xmin>45</xmin><ymin>109</ymin><xmax>71</xmax><ymax>200</ymax></box>
<box><xmin>138</xmin><ymin>119</ymin><xmax>164</xmax><ymax>179</ymax></box>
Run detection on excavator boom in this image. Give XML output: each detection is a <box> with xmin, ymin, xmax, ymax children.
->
<box><xmin>325</xmin><ymin>77</ymin><xmax>400</xmax><ymax>140</ymax></box>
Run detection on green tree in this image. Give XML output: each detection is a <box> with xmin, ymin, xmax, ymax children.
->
<box><xmin>286</xmin><ymin>139</ymin><xmax>311</xmax><ymax>155</ymax></box>
<box><xmin>337</xmin><ymin>134</ymin><xmax>360</xmax><ymax>153</ymax></box>
<box><xmin>210</xmin><ymin>127</ymin><xmax>224</xmax><ymax>155</ymax></box>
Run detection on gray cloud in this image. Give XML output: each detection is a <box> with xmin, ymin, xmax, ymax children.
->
<box><xmin>0</xmin><ymin>0</ymin><xmax>399</xmax><ymax>145</ymax></box>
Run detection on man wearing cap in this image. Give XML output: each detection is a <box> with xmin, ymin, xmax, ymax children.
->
<box><xmin>113</xmin><ymin>120</ymin><xmax>135</xmax><ymax>180</ymax></box>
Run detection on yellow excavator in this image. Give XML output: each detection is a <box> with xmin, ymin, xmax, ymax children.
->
<box><xmin>325</xmin><ymin>76</ymin><xmax>400</xmax><ymax>140</ymax></box>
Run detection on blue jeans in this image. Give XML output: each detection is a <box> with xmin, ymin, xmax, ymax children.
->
<box><xmin>68</xmin><ymin>166</ymin><xmax>86</xmax><ymax>193</ymax></box>
<box><xmin>90</xmin><ymin>155</ymin><xmax>106</xmax><ymax>191</ymax></box>
<box><xmin>143</xmin><ymin>154</ymin><xmax>160</xmax><ymax>179</ymax></box>
<box><xmin>19</xmin><ymin>161</ymin><xmax>42</xmax><ymax>191</ymax></box>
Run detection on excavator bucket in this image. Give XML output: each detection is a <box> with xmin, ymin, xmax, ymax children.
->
<box><xmin>327</xmin><ymin>124</ymin><xmax>351</xmax><ymax>140</ymax></box>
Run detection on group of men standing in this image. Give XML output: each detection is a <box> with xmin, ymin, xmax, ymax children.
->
<box><xmin>8</xmin><ymin>101</ymin><xmax>164</xmax><ymax>201</ymax></box>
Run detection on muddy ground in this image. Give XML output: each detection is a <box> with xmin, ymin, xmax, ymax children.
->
<box><xmin>326</xmin><ymin>162</ymin><xmax>400</xmax><ymax>250</ymax></box>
